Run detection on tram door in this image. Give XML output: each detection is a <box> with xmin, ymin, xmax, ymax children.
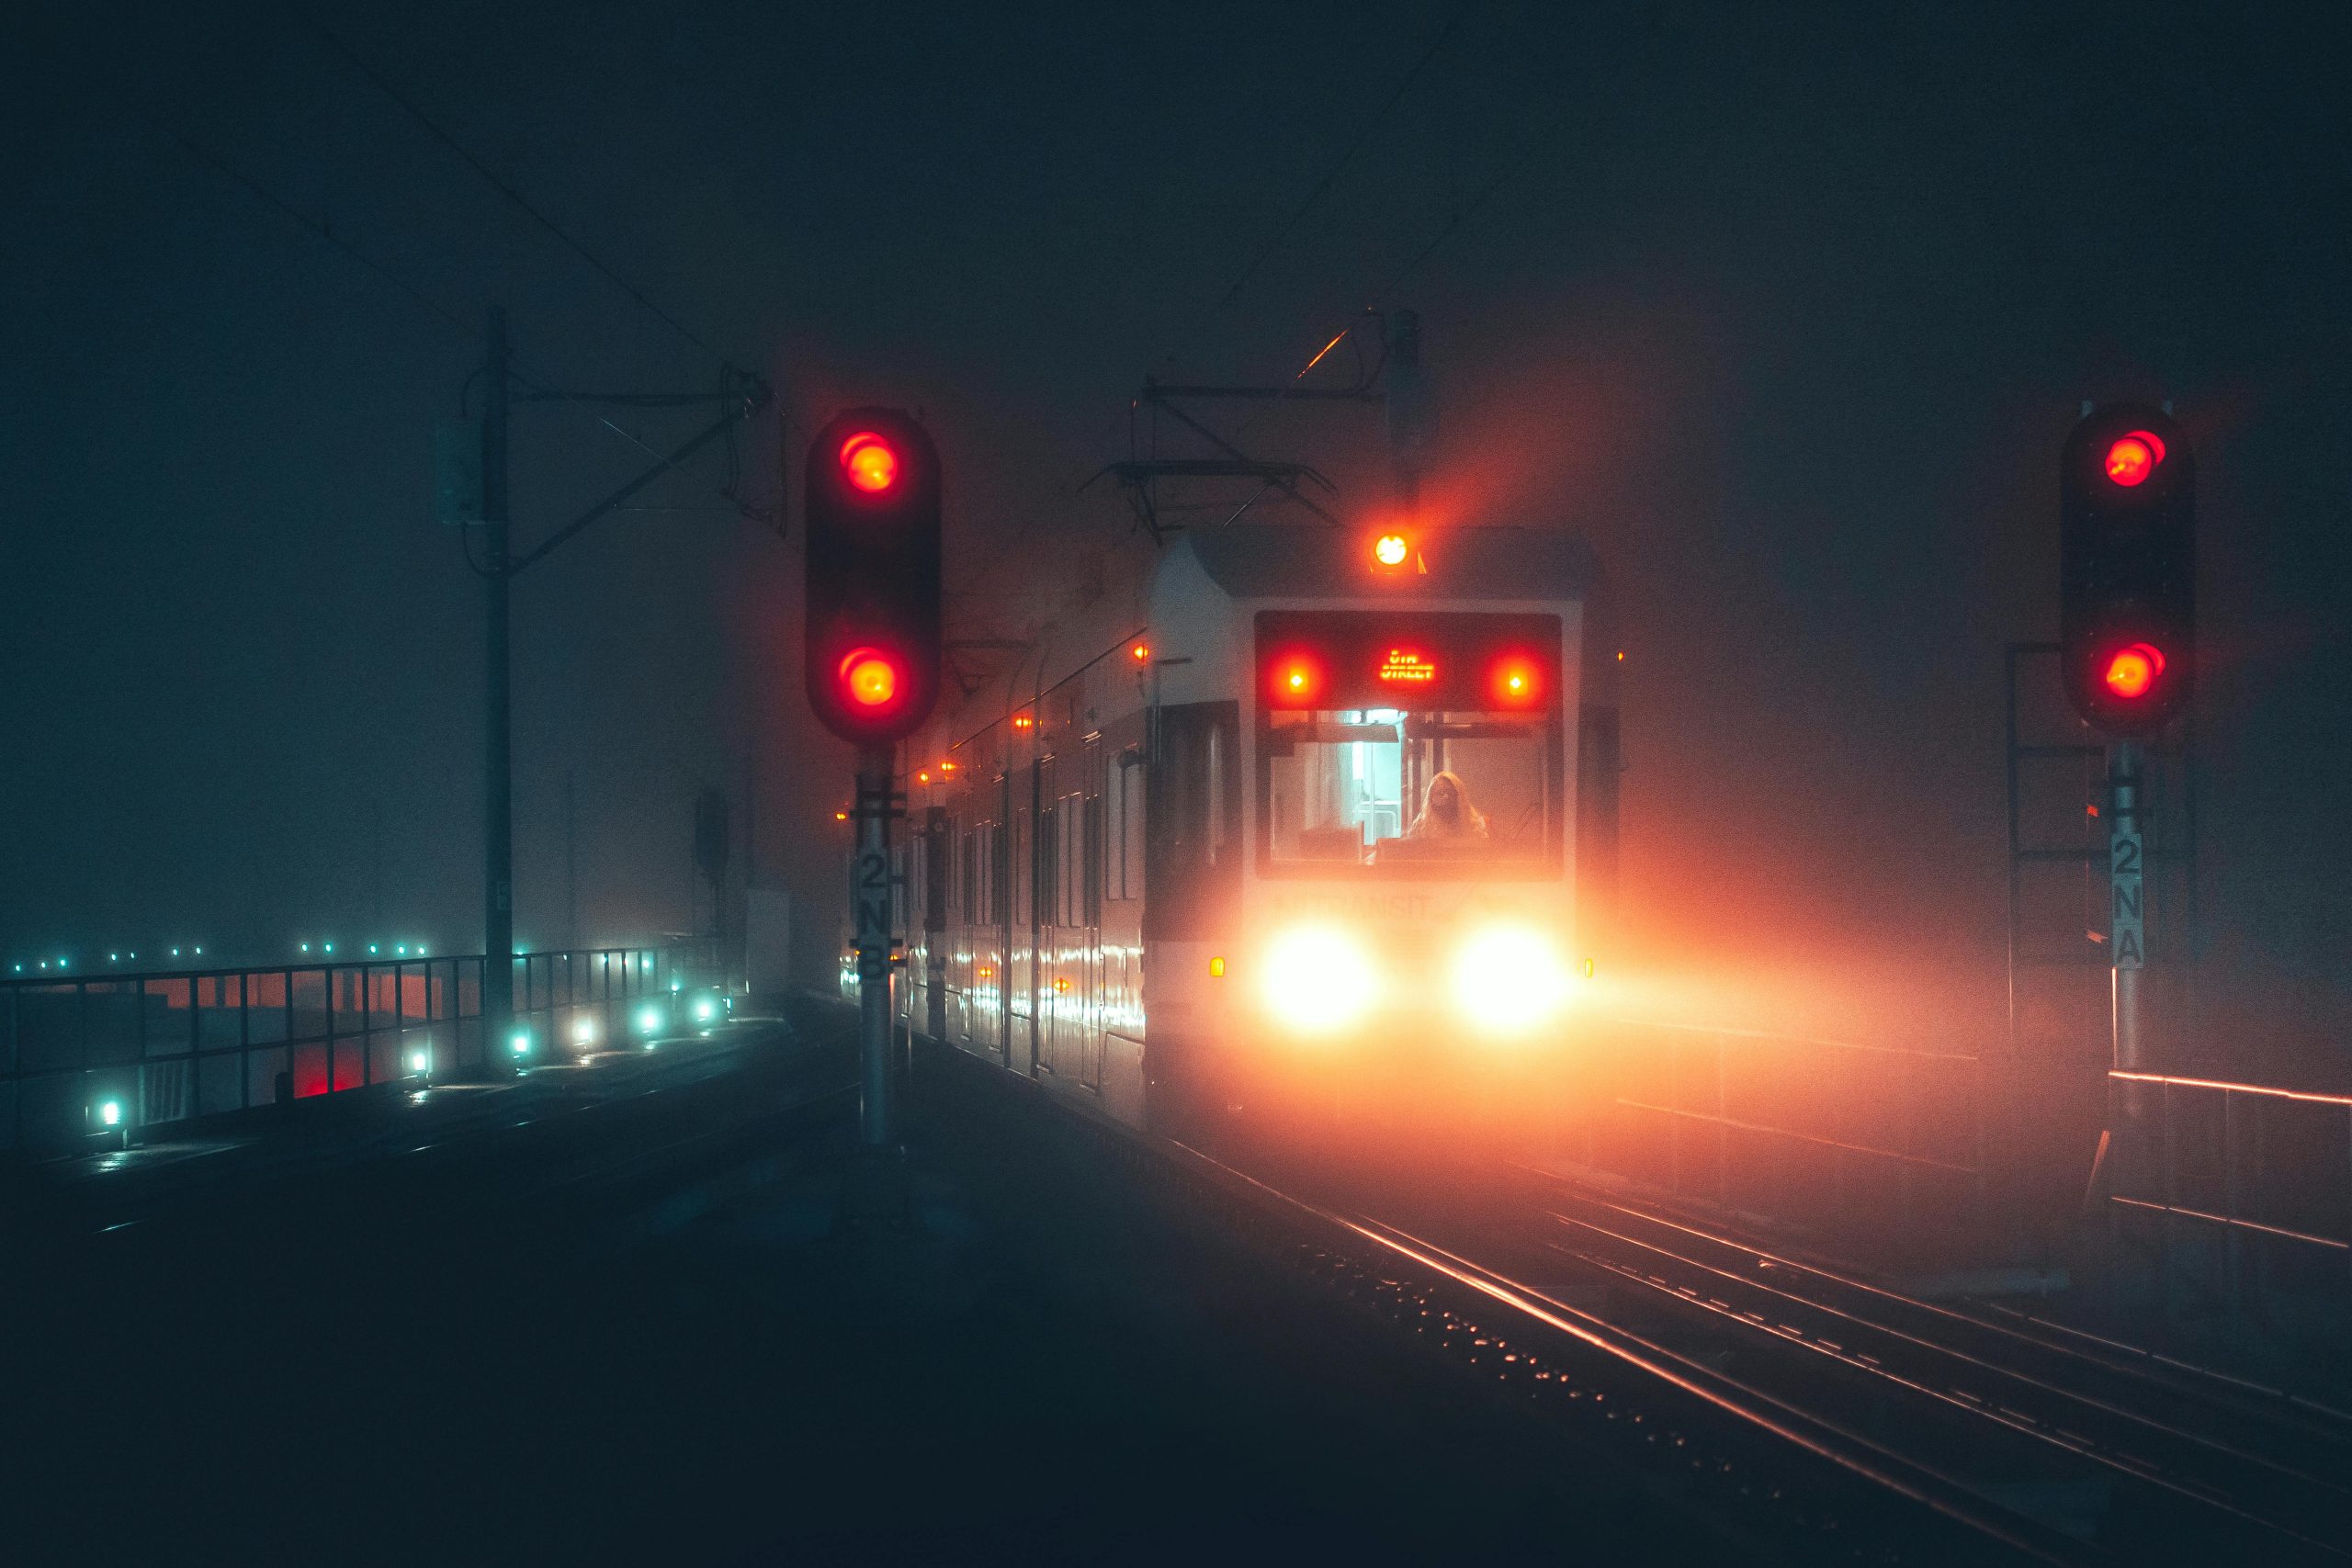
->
<box><xmin>972</xmin><ymin>787</ymin><xmax>1011</xmax><ymax>1068</ymax></box>
<box><xmin>1036</xmin><ymin>743</ymin><xmax>1105</xmax><ymax>1089</ymax></box>
<box><xmin>1009</xmin><ymin>759</ymin><xmax>1038</xmax><ymax>1075</ymax></box>
<box><xmin>1076</xmin><ymin>737</ymin><xmax>1104</xmax><ymax>1090</ymax></box>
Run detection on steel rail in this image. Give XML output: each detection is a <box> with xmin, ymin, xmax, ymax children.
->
<box><xmin>1523</xmin><ymin>1170</ymin><xmax>2352</xmax><ymax>1450</ymax></box>
<box><xmin>1150</xmin><ymin>1135</ymin><xmax>2088</xmax><ymax>1564</ymax></box>
<box><xmin>1340</xmin><ymin>1213</ymin><xmax>2091</xmax><ymax>1565</ymax></box>
<box><xmin>1516</xmin><ymin>1175</ymin><xmax>2352</xmax><ymax>1558</ymax></box>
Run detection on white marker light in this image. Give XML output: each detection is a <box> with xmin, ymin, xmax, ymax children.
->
<box><xmin>409</xmin><ymin>1049</ymin><xmax>430</xmax><ymax>1075</ymax></box>
<box><xmin>571</xmin><ymin>1017</ymin><xmax>596</xmax><ymax>1045</ymax></box>
<box><xmin>511</xmin><ymin>1032</ymin><xmax>531</xmax><ymax>1056</ymax></box>
<box><xmin>97</xmin><ymin>1100</ymin><xmax>123</xmax><ymax>1128</ymax></box>
<box><xmin>693</xmin><ymin>998</ymin><xmax>715</xmax><ymax>1022</ymax></box>
<box><xmin>637</xmin><ymin>1005</ymin><xmax>662</xmax><ymax>1035</ymax></box>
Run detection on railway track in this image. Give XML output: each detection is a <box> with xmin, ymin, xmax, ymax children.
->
<box><xmin>1495</xmin><ymin>1168</ymin><xmax>2352</xmax><ymax>1560</ymax></box>
<box><xmin>1170</xmin><ymin>1131</ymin><xmax>2352</xmax><ymax>1562</ymax></box>
<box><xmin>922</xmin><ymin>1034</ymin><xmax>2352</xmax><ymax>1561</ymax></box>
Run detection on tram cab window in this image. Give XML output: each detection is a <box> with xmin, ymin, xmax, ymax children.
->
<box><xmin>1262</xmin><ymin>708</ymin><xmax>1553</xmax><ymax>870</ymax></box>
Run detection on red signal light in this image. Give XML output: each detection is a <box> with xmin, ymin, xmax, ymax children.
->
<box><xmin>1270</xmin><ymin>653</ymin><xmax>1325</xmax><ymax>706</ymax></box>
<box><xmin>840</xmin><ymin>433</ymin><xmax>899</xmax><ymax>493</ymax></box>
<box><xmin>1489</xmin><ymin>653</ymin><xmax>1544</xmax><ymax>706</ymax></box>
<box><xmin>838</xmin><ymin>648</ymin><xmax>900</xmax><ymax>708</ymax></box>
<box><xmin>2102</xmin><ymin>642</ymin><xmax>2165</xmax><ymax>699</ymax></box>
<box><xmin>1372</xmin><ymin>532</ymin><xmax>1409</xmax><ymax>569</ymax></box>
<box><xmin>2104</xmin><ymin>431</ymin><xmax>2165</xmax><ymax>488</ymax></box>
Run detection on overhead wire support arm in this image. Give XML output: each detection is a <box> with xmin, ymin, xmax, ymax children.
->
<box><xmin>513</xmin><ymin>389</ymin><xmax>763</xmax><ymax>408</ymax></box>
<box><xmin>1139</xmin><ymin>383</ymin><xmax>1380</xmax><ymax>402</ymax></box>
<box><xmin>505</xmin><ymin>382</ymin><xmax>772</xmax><ymax>576</ymax></box>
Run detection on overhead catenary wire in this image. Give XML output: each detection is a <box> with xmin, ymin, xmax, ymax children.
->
<box><xmin>149</xmin><ymin>118</ymin><xmax>559</xmax><ymax>391</ymax></box>
<box><xmin>313</xmin><ymin>27</ymin><xmax>748</xmax><ymax>378</ymax></box>
<box><xmin>1214</xmin><ymin>3</ymin><xmax>1483</xmax><ymax>314</ymax></box>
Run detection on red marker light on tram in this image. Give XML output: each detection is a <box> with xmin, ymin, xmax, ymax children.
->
<box><xmin>1489</xmin><ymin>654</ymin><xmax>1544</xmax><ymax>706</ymax></box>
<box><xmin>1271</xmin><ymin>654</ymin><xmax>1325</xmax><ymax>706</ymax></box>
<box><xmin>2103</xmin><ymin>431</ymin><xmax>2165</xmax><ymax>488</ymax></box>
<box><xmin>839</xmin><ymin>432</ymin><xmax>899</xmax><ymax>493</ymax></box>
<box><xmin>2101</xmin><ymin>641</ymin><xmax>2165</xmax><ymax>699</ymax></box>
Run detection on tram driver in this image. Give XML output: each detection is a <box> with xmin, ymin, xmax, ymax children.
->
<box><xmin>1407</xmin><ymin>769</ymin><xmax>1488</xmax><ymax>842</ymax></box>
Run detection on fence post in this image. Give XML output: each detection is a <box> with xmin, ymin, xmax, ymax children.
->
<box><xmin>2162</xmin><ymin>1080</ymin><xmax>2179</xmax><ymax>1320</ymax></box>
<box><xmin>2222</xmin><ymin>1089</ymin><xmax>2243</xmax><ymax>1330</ymax></box>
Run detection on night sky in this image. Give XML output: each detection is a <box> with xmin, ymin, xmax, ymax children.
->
<box><xmin>7</xmin><ymin>2</ymin><xmax>2348</xmax><ymax>1073</ymax></box>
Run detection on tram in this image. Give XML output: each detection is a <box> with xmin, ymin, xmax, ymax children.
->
<box><xmin>862</xmin><ymin>522</ymin><xmax>1618</xmax><ymax>1134</ymax></box>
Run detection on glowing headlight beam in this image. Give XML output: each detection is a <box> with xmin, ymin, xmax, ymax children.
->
<box><xmin>1451</xmin><ymin>927</ymin><xmax>1571</xmax><ymax>1036</ymax></box>
<box><xmin>1261</xmin><ymin>926</ymin><xmax>1378</xmax><ymax>1035</ymax></box>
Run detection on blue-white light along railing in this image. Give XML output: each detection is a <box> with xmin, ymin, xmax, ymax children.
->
<box><xmin>0</xmin><ymin>942</ymin><xmax>717</xmax><ymax>1156</ymax></box>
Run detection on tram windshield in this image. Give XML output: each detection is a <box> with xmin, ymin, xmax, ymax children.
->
<box><xmin>1261</xmin><ymin>708</ymin><xmax>1554</xmax><ymax>871</ymax></box>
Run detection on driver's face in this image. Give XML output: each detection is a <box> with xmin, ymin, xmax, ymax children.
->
<box><xmin>1431</xmin><ymin>778</ymin><xmax>1457</xmax><ymax>812</ymax></box>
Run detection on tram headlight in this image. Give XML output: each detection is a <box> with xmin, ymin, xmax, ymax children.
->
<box><xmin>1451</xmin><ymin>926</ymin><xmax>1570</xmax><ymax>1036</ymax></box>
<box><xmin>1261</xmin><ymin>926</ymin><xmax>1377</xmax><ymax>1035</ymax></box>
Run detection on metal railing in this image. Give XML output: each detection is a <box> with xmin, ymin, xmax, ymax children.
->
<box><xmin>1</xmin><ymin>944</ymin><xmax>711</xmax><ymax>1156</ymax></box>
<box><xmin>1573</xmin><ymin>1021</ymin><xmax>1987</xmax><ymax>1248</ymax></box>
<box><xmin>2108</xmin><ymin>1069</ymin><xmax>2352</xmax><ymax>1314</ymax></box>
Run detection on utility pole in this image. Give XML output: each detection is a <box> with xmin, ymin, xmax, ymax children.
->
<box><xmin>482</xmin><ymin>304</ymin><xmax>516</xmax><ymax>1072</ymax></box>
<box><xmin>564</xmin><ymin>767</ymin><xmax>578</xmax><ymax>955</ymax></box>
<box><xmin>853</xmin><ymin>750</ymin><xmax>896</xmax><ymax>1147</ymax></box>
<box><xmin>2108</xmin><ymin>739</ymin><xmax>2148</xmax><ymax>1184</ymax></box>
<box><xmin>460</xmin><ymin>308</ymin><xmax>769</xmax><ymax>1072</ymax></box>
<box><xmin>1385</xmin><ymin>307</ymin><xmax>1434</xmax><ymax>518</ymax></box>
<box><xmin>742</xmin><ymin>750</ymin><xmax>757</xmax><ymax>987</ymax></box>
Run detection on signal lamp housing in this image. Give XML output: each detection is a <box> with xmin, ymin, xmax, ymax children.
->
<box><xmin>804</xmin><ymin>409</ymin><xmax>942</xmax><ymax>745</ymax></box>
<box><xmin>2060</xmin><ymin>404</ymin><xmax>2194</xmax><ymax>736</ymax></box>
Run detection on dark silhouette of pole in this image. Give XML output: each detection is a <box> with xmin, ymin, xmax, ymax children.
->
<box><xmin>854</xmin><ymin>750</ymin><xmax>895</xmax><ymax>1147</ymax></box>
<box><xmin>482</xmin><ymin>305</ymin><xmax>515</xmax><ymax>1071</ymax></box>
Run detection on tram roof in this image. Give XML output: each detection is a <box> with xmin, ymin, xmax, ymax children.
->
<box><xmin>1187</xmin><ymin>523</ymin><xmax>1597</xmax><ymax>602</ymax></box>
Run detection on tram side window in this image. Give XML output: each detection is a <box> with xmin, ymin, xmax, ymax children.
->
<box><xmin>1083</xmin><ymin>789</ymin><xmax>1103</xmax><ymax>927</ymax></box>
<box><xmin>988</xmin><ymin>818</ymin><xmax>1006</xmax><ymax>926</ymax></box>
<box><xmin>923</xmin><ymin>810</ymin><xmax>948</xmax><ymax>932</ymax></box>
<box><xmin>1145</xmin><ymin>700</ymin><xmax>1240</xmax><ymax>940</ymax></box>
<box><xmin>959</xmin><ymin>828</ymin><xmax>978</xmax><ymax>923</ymax></box>
<box><xmin>1103</xmin><ymin>750</ymin><xmax>1144</xmax><ymax>901</ymax></box>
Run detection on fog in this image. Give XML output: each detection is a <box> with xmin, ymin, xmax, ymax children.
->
<box><xmin>6</xmin><ymin>0</ymin><xmax>2346</xmax><ymax>1080</ymax></box>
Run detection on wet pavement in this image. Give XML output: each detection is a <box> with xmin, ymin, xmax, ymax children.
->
<box><xmin>6</xmin><ymin>1001</ymin><xmax>1723</xmax><ymax>1563</ymax></box>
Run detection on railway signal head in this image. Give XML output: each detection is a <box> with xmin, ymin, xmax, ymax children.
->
<box><xmin>2060</xmin><ymin>403</ymin><xmax>2193</xmax><ymax>736</ymax></box>
<box><xmin>804</xmin><ymin>409</ymin><xmax>942</xmax><ymax>746</ymax></box>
